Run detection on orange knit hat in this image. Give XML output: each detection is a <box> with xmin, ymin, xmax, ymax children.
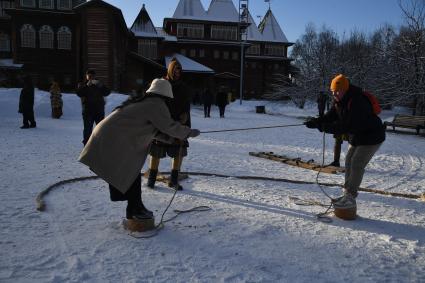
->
<box><xmin>330</xmin><ymin>74</ymin><xmax>349</xmax><ymax>93</ymax></box>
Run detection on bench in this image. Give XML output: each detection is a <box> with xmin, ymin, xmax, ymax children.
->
<box><xmin>384</xmin><ymin>114</ymin><xmax>425</xmax><ymax>135</ymax></box>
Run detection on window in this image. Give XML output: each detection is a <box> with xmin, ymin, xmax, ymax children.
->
<box><xmin>0</xmin><ymin>32</ymin><xmax>10</xmax><ymax>51</ymax></box>
<box><xmin>39</xmin><ymin>0</ymin><xmax>53</xmax><ymax>9</ymax></box>
<box><xmin>251</xmin><ymin>62</ymin><xmax>257</xmax><ymax>69</ymax></box>
<box><xmin>57</xmin><ymin>26</ymin><xmax>71</xmax><ymax>50</ymax></box>
<box><xmin>265</xmin><ymin>44</ymin><xmax>285</xmax><ymax>57</ymax></box>
<box><xmin>20</xmin><ymin>0</ymin><xmax>35</xmax><ymax>7</ymax></box>
<box><xmin>223</xmin><ymin>51</ymin><xmax>229</xmax><ymax>60</ymax></box>
<box><xmin>20</xmin><ymin>24</ymin><xmax>35</xmax><ymax>48</ymax></box>
<box><xmin>189</xmin><ymin>49</ymin><xmax>196</xmax><ymax>57</ymax></box>
<box><xmin>232</xmin><ymin>51</ymin><xmax>238</xmax><ymax>60</ymax></box>
<box><xmin>39</xmin><ymin>25</ymin><xmax>53</xmax><ymax>49</ymax></box>
<box><xmin>211</xmin><ymin>25</ymin><xmax>238</xmax><ymax>40</ymax></box>
<box><xmin>177</xmin><ymin>23</ymin><xmax>203</xmax><ymax>39</ymax></box>
<box><xmin>213</xmin><ymin>50</ymin><xmax>220</xmax><ymax>59</ymax></box>
<box><xmin>1</xmin><ymin>1</ymin><xmax>14</xmax><ymax>17</ymax></box>
<box><xmin>57</xmin><ymin>0</ymin><xmax>71</xmax><ymax>10</ymax></box>
<box><xmin>180</xmin><ymin>49</ymin><xmax>186</xmax><ymax>56</ymax></box>
<box><xmin>199</xmin><ymin>49</ymin><xmax>205</xmax><ymax>58</ymax></box>
<box><xmin>246</xmin><ymin>44</ymin><xmax>260</xmax><ymax>55</ymax></box>
<box><xmin>137</xmin><ymin>39</ymin><xmax>157</xmax><ymax>59</ymax></box>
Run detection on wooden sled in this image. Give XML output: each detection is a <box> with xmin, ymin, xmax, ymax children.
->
<box><xmin>249</xmin><ymin>152</ymin><xmax>345</xmax><ymax>174</ymax></box>
<box><xmin>123</xmin><ymin>218</ymin><xmax>156</xmax><ymax>232</ymax></box>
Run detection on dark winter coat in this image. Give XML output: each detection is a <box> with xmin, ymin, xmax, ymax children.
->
<box><xmin>18</xmin><ymin>86</ymin><xmax>34</xmax><ymax>114</ymax></box>
<box><xmin>202</xmin><ymin>89</ymin><xmax>213</xmax><ymax>105</ymax></box>
<box><xmin>216</xmin><ymin>91</ymin><xmax>228</xmax><ymax>107</ymax></box>
<box><xmin>318</xmin><ymin>84</ymin><xmax>385</xmax><ymax>146</ymax></box>
<box><xmin>76</xmin><ymin>81</ymin><xmax>111</xmax><ymax>115</ymax></box>
<box><xmin>166</xmin><ymin>79</ymin><xmax>191</xmax><ymax>127</ymax></box>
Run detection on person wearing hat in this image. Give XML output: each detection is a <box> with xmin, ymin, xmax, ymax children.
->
<box><xmin>147</xmin><ymin>59</ymin><xmax>193</xmax><ymax>190</ymax></box>
<box><xmin>305</xmin><ymin>74</ymin><xmax>385</xmax><ymax>211</ymax></box>
<box><xmin>78</xmin><ymin>78</ymin><xmax>201</xmax><ymax>220</ymax></box>
<box><xmin>76</xmin><ymin>69</ymin><xmax>111</xmax><ymax>145</ymax></box>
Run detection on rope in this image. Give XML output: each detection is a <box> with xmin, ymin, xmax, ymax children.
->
<box><xmin>129</xmin><ymin>145</ymin><xmax>211</xmax><ymax>239</ymax></box>
<box><xmin>200</xmin><ymin>123</ymin><xmax>304</xmax><ymax>134</ymax></box>
<box><xmin>36</xmin><ymin>173</ymin><xmax>424</xmax><ymax>212</ymax></box>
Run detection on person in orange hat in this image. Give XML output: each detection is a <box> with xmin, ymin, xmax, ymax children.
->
<box><xmin>305</xmin><ymin>74</ymin><xmax>385</xmax><ymax>212</ymax></box>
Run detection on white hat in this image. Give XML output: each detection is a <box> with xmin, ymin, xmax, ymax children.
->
<box><xmin>146</xmin><ymin>78</ymin><xmax>173</xmax><ymax>98</ymax></box>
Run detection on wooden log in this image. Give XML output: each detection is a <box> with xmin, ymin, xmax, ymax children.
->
<box><xmin>123</xmin><ymin>218</ymin><xmax>156</xmax><ymax>232</ymax></box>
<box><xmin>334</xmin><ymin>207</ymin><xmax>357</xmax><ymax>220</ymax></box>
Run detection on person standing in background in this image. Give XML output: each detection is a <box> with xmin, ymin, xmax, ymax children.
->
<box><xmin>50</xmin><ymin>80</ymin><xmax>63</xmax><ymax>119</ymax></box>
<box><xmin>76</xmin><ymin>69</ymin><xmax>111</xmax><ymax>145</ymax></box>
<box><xmin>18</xmin><ymin>75</ymin><xmax>36</xmax><ymax>129</ymax></box>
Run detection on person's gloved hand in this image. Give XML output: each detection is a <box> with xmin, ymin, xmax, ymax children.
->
<box><xmin>188</xmin><ymin>129</ymin><xmax>200</xmax><ymax>138</ymax></box>
<box><xmin>304</xmin><ymin>118</ymin><xmax>319</xmax><ymax>129</ymax></box>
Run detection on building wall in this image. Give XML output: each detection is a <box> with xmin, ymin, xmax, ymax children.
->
<box><xmin>9</xmin><ymin>10</ymin><xmax>77</xmax><ymax>89</ymax></box>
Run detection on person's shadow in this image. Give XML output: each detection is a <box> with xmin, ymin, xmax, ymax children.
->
<box><xmin>156</xmin><ymin>182</ymin><xmax>425</xmax><ymax>245</ymax></box>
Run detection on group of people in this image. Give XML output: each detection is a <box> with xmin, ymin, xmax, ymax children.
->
<box><xmin>201</xmin><ymin>87</ymin><xmax>230</xmax><ymax>118</ymax></box>
<box><xmin>18</xmin><ymin>64</ymin><xmax>385</xmax><ymax>221</ymax></box>
<box><xmin>18</xmin><ymin>76</ymin><xmax>63</xmax><ymax>129</ymax></box>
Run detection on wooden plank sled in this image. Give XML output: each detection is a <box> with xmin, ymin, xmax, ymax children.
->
<box><xmin>249</xmin><ymin>152</ymin><xmax>345</xmax><ymax>174</ymax></box>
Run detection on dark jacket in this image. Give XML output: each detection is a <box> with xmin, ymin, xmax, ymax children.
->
<box><xmin>319</xmin><ymin>84</ymin><xmax>385</xmax><ymax>146</ymax></box>
<box><xmin>202</xmin><ymin>89</ymin><xmax>213</xmax><ymax>105</ymax></box>
<box><xmin>76</xmin><ymin>81</ymin><xmax>111</xmax><ymax>115</ymax></box>
<box><xmin>216</xmin><ymin>91</ymin><xmax>228</xmax><ymax>107</ymax></box>
<box><xmin>166</xmin><ymin>79</ymin><xmax>191</xmax><ymax>127</ymax></box>
<box><xmin>18</xmin><ymin>86</ymin><xmax>34</xmax><ymax>114</ymax></box>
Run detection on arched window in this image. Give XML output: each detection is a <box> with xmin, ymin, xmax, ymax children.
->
<box><xmin>39</xmin><ymin>25</ymin><xmax>53</xmax><ymax>49</ymax></box>
<box><xmin>39</xmin><ymin>0</ymin><xmax>53</xmax><ymax>9</ymax></box>
<box><xmin>57</xmin><ymin>26</ymin><xmax>71</xmax><ymax>50</ymax></box>
<box><xmin>20</xmin><ymin>24</ymin><xmax>35</xmax><ymax>48</ymax></box>
<box><xmin>0</xmin><ymin>32</ymin><xmax>10</xmax><ymax>51</ymax></box>
<box><xmin>57</xmin><ymin>0</ymin><xmax>71</xmax><ymax>10</ymax></box>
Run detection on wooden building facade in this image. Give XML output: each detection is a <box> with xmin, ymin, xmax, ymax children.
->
<box><xmin>1</xmin><ymin>0</ymin><xmax>293</xmax><ymax>98</ymax></box>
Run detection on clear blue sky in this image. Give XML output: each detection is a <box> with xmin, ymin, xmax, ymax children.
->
<box><xmin>104</xmin><ymin>0</ymin><xmax>405</xmax><ymax>42</ymax></box>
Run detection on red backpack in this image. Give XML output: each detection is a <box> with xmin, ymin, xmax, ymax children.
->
<box><xmin>348</xmin><ymin>91</ymin><xmax>382</xmax><ymax>115</ymax></box>
<box><xmin>363</xmin><ymin>91</ymin><xmax>382</xmax><ymax>115</ymax></box>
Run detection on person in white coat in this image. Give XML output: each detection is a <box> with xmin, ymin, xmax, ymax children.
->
<box><xmin>79</xmin><ymin>78</ymin><xmax>200</xmax><ymax>220</ymax></box>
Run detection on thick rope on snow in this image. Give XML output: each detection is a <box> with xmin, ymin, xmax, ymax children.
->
<box><xmin>36</xmin><ymin>172</ymin><xmax>424</xmax><ymax>212</ymax></box>
<box><xmin>36</xmin><ymin>176</ymin><xmax>99</xmax><ymax>211</ymax></box>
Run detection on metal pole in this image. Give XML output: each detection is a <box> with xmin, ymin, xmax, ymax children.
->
<box><xmin>239</xmin><ymin>39</ymin><xmax>244</xmax><ymax>105</ymax></box>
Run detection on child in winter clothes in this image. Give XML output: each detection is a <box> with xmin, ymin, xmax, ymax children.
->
<box><xmin>78</xmin><ymin>78</ymin><xmax>200</xmax><ymax>220</ymax></box>
<box><xmin>305</xmin><ymin>74</ymin><xmax>385</xmax><ymax>211</ymax></box>
<box><xmin>50</xmin><ymin>81</ymin><xmax>63</xmax><ymax>119</ymax></box>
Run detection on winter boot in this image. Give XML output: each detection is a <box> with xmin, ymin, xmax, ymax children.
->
<box><xmin>147</xmin><ymin>169</ymin><xmax>158</xmax><ymax>189</ymax></box>
<box><xmin>126</xmin><ymin>203</ymin><xmax>154</xmax><ymax>220</ymax></box>
<box><xmin>168</xmin><ymin>169</ymin><xmax>183</xmax><ymax>191</ymax></box>
<box><xmin>327</xmin><ymin>160</ymin><xmax>340</xmax><ymax>167</ymax></box>
<box><xmin>332</xmin><ymin>192</ymin><xmax>356</xmax><ymax>209</ymax></box>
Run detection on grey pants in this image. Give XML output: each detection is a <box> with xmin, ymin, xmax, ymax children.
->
<box><xmin>344</xmin><ymin>143</ymin><xmax>382</xmax><ymax>197</ymax></box>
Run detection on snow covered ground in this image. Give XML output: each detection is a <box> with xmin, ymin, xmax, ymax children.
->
<box><xmin>1</xmin><ymin>88</ymin><xmax>424</xmax><ymax>282</ymax></box>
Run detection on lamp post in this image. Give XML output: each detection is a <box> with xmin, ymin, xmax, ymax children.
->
<box><xmin>239</xmin><ymin>0</ymin><xmax>249</xmax><ymax>105</ymax></box>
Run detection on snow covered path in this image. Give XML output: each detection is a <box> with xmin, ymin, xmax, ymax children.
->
<box><xmin>1</xmin><ymin>89</ymin><xmax>424</xmax><ymax>282</ymax></box>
